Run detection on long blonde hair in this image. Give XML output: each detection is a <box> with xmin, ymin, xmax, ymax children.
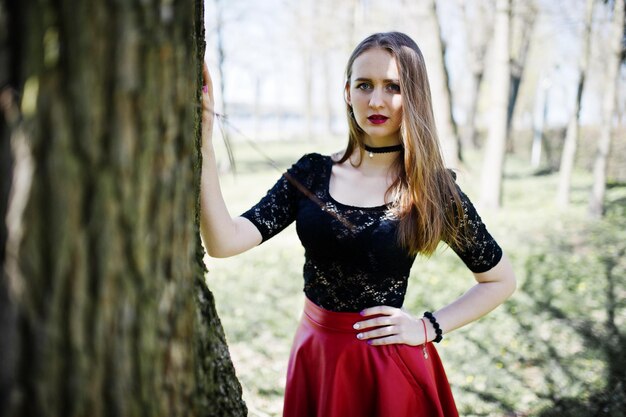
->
<box><xmin>339</xmin><ymin>32</ymin><xmax>469</xmax><ymax>256</ymax></box>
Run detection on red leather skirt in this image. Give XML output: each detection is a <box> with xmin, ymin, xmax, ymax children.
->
<box><xmin>283</xmin><ymin>297</ymin><xmax>459</xmax><ymax>417</ymax></box>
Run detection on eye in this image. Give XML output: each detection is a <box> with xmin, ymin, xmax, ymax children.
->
<box><xmin>386</xmin><ymin>83</ymin><xmax>401</xmax><ymax>93</ymax></box>
<box><xmin>356</xmin><ymin>82</ymin><xmax>372</xmax><ymax>91</ymax></box>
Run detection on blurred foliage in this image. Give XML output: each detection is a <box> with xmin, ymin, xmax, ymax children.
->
<box><xmin>451</xmin><ymin>205</ymin><xmax>625</xmax><ymax>416</ymax></box>
<box><xmin>207</xmin><ymin>139</ymin><xmax>626</xmax><ymax>417</ymax></box>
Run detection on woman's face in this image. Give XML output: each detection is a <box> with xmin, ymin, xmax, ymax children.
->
<box><xmin>347</xmin><ymin>48</ymin><xmax>403</xmax><ymax>146</ymax></box>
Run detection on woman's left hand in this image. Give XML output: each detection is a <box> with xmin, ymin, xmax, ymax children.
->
<box><xmin>353</xmin><ymin>306</ymin><xmax>427</xmax><ymax>346</ymax></box>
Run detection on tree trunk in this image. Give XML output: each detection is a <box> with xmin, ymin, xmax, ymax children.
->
<box><xmin>556</xmin><ymin>0</ymin><xmax>594</xmax><ymax>208</ymax></box>
<box><xmin>300</xmin><ymin>0</ymin><xmax>316</xmax><ymax>142</ymax></box>
<box><xmin>426</xmin><ymin>0</ymin><xmax>461</xmax><ymax>168</ymax></box>
<box><xmin>530</xmin><ymin>75</ymin><xmax>550</xmax><ymax>169</ymax></box>
<box><xmin>505</xmin><ymin>0</ymin><xmax>536</xmax><ymax>152</ymax></box>
<box><xmin>464</xmin><ymin>71</ymin><xmax>484</xmax><ymax>150</ymax></box>
<box><xmin>589</xmin><ymin>0</ymin><xmax>625</xmax><ymax>218</ymax></box>
<box><xmin>323</xmin><ymin>52</ymin><xmax>335</xmax><ymax>135</ymax></box>
<box><xmin>459</xmin><ymin>0</ymin><xmax>492</xmax><ymax>151</ymax></box>
<box><xmin>303</xmin><ymin>49</ymin><xmax>314</xmax><ymax>141</ymax></box>
<box><xmin>213</xmin><ymin>0</ymin><xmax>235</xmax><ymax>172</ymax></box>
<box><xmin>480</xmin><ymin>0</ymin><xmax>511</xmax><ymax>210</ymax></box>
<box><xmin>0</xmin><ymin>1</ymin><xmax>247</xmax><ymax>416</ymax></box>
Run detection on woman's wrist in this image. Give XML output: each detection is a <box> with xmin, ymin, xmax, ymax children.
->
<box><xmin>423</xmin><ymin>311</ymin><xmax>443</xmax><ymax>343</ymax></box>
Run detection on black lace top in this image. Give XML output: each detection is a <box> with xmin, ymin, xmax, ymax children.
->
<box><xmin>241</xmin><ymin>153</ymin><xmax>503</xmax><ymax>312</ymax></box>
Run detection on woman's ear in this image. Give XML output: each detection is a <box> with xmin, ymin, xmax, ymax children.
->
<box><xmin>344</xmin><ymin>83</ymin><xmax>351</xmax><ymax>106</ymax></box>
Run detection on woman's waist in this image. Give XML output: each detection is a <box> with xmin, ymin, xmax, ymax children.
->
<box><xmin>302</xmin><ymin>296</ymin><xmax>389</xmax><ymax>332</ymax></box>
<box><xmin>302</xmin><ymin>296</ymin><xmax>363</xmax><ymax>332</ymax></box>
<box><xmin>302</xmin><ymin>273</ymin><xmax>409</xmax><ymax>315</ymax></box>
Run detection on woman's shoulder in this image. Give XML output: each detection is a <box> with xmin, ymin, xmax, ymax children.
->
<box><xmin>295</xmin><ymin>152</ymin><xmax>331</xmax><ymax>164</ymax></box>
<box><xmin>281</xmin><ymin>153</ymin><xmax>332</xmax><ymax>192</ymax></box>
<box><xmin>285</xmin><ymin>153</ymin><xmax>333</xmax><ymax>181</ymax></box>
<box><xmin>290</xmin><ymin>152</ymin><xmax>337</xmax><ymax>170</ymax></box>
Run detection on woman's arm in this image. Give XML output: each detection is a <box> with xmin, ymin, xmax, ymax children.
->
<box><xmin>200</xmin><ymin>63</ymin><xmax>262</xmax><ymax>258</ymax></box>
<box><xmin>425</xmin><ymin>253</ymin><xmax>516</xmax><ymax>339</ymax></box>
<box><xmin>354</xmin><ymin>254</ymin><xmax>516</xmax><ymax>345</ymax></box>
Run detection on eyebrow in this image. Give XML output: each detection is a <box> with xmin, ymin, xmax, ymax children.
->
<box><xmin>353</xmin><ymin>77</ymin><xmax>400</xmax><ymax>83</ymax></box>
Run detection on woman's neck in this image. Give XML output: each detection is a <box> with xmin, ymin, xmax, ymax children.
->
<box><xmin>362</xmin><ymin>135</ymin><xmax>402</xmax><ymax>148</ymax></box>
<box><xmin>349</xmin><ymin>148</ymin><xmax>400</xmax><ymax>174</ymax></box>
<box><xmin>361</xmin><ymin>134</ymin><xmax>402</xmax><ymax>162</ymax></box>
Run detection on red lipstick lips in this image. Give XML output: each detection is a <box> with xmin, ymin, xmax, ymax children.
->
<box><xmin>367</xmin><ymin>114</ymin><xmax>389</xmax><ymax>125</ymax></box>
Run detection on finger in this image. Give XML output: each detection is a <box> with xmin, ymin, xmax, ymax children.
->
<box><xmin>360</xmin><ymin>305</ymin><xmax>397</xmax><ymax>317</ymax></box>
<box><xmin>201</xmin><ymin>65</ymin><xmax>214</xmax><ymax>118</ymax></box>
<box><xmin>202</xmin><ymin>62</ymin><xmax>212</xmax><ymax>90</ymax></box>
<box><xmin>367</xmin><ymin>334</ymin><xmax>403</xmax><ymax>346</ymax></box>
<box><xmin>353</xmin><ymin>316</ymin><xmax>394</xmax><ymax>330</ymax></box>
<box><xmin>357</xmin><ymin>325</ymin><xmax>398</xmax><ymax>341</ymax></box>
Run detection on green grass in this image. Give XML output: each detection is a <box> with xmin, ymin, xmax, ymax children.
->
<box><xmin>205</xmin><ymin>137</ymin><xmax>625</xmax><ymax>417</ymax></box>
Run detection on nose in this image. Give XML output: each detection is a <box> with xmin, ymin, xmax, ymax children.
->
<box><xmin>369</xmin><ymin>88</ymin><xmax>385</xmax><ymax>109</ymax></box>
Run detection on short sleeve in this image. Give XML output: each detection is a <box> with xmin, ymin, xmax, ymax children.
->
<box><xmin>240</xmin><ymin>153</ymin><xmax>317</xmax><ymax>243</ymax></box>
<box><xmin>446</xmin><ymin>187</ymin><xmax>503</xmax><ymax>273</ymax></box>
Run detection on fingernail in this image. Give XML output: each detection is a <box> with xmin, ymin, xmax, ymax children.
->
<box><xmin>367</xmin><ymin>340</ymin><xmax>372</xmax><ymax>345</ymax></box>
<box><xmin>359</xmin><ymin>311</ymin><xmax>365</xmax><ymax>316</ymax></box>
<box><xmin>356</xmin><ymin>333</ymin><xmax>363</xmax><ymax>339</ymax></box>
<box><xmin>202</xmin><ymin>85</ymin><xmax>208</xmax><ymax>93</ymax></box>
<box><xmin>353</xmin><ymin>323</ymin><xmax>360</xmax><ymax>329</ymax></box>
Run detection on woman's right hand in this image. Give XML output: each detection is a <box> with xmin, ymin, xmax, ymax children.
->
<box><xmin>201</xmin><ymin>62</ymin><xmax>215</xmax><ymax>152</ymax></box>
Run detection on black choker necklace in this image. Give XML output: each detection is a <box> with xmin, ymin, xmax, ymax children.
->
<box><xmin>363</xmin><ymin>144</ymin><xmax>404</xmax><ymax>158</ymax></box>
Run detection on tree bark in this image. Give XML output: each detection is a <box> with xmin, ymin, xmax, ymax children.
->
<box><xmin>556</xmin><ymin>0</ymin><xmax>594</xmax><ymax>208</ymax></box>
<box><xmin>589</xmin><ymin>0</ymin><xmax>625</xmax><ymax>218</ymax></box>
<box><xmin>480</xmin><ymin>0</ymin><xmax>511</xmax><ymax>210</ymax></box>
<box><xmin>0</xmin><ymin>1</ymin><xmax>246</xmax><ymax>416</ymax></box>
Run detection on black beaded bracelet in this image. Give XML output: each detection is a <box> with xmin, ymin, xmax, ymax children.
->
<box><xmin>423</xmin><ymin>311</ymin><xmax>443</xmax><ymax>343</ymax></box>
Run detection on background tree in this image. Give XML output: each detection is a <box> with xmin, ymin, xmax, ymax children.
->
<box><xmin>212</xmin><ymin>0</ymin><xmax>236</xmax><ymax>172</ymax></box>
<box><xmin>530</xmin><ymin>70</ymin><xmax>553</xmax><ymax>169</ymax></box>
<box><xmin>280</xmin><ymin>0</ymin><xmax>340</xmax><ymax>141</ymax></box>
<box><xmin>299</xmin><ymin>0</ymin><xmax>316</xmax><ymax>141</ymax></box>
<box><xmin>0</xmin><ymin>1</ymin><xmax>246</xmax><ymax>416</ymax></box>
<box><xmin>506</xmin><ymin>0</ymin><xmax>538</xmax><ymax>143</ymax></box>
<box><xmin>556</xmin><ymin>0</ymin><xmax>595</xmax><ymax>208</ymax></box>
<box><xmin>459</xmin><ymin>0</ymin><xmax>494</xmax><ymax>151</ymax></box>
<box><xmin>425</xmin><ymin>0</ymin><xmax>462</xmax><ymax>167</ymax></box>
<box><xmin>480</xmin><ymin>0</ymin><xmax>512</xmax><ymax>210</ymax></box>
<box><xmin>589</xmin><ymin>0</ymin><xmax>625</xmax><ymax>218</ymax></box>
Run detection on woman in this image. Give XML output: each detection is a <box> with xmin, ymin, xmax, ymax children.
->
<box><xmin>200</xmin><ymin>32</ymin><xmax>516</xmax><ymax>417</ymax></box>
